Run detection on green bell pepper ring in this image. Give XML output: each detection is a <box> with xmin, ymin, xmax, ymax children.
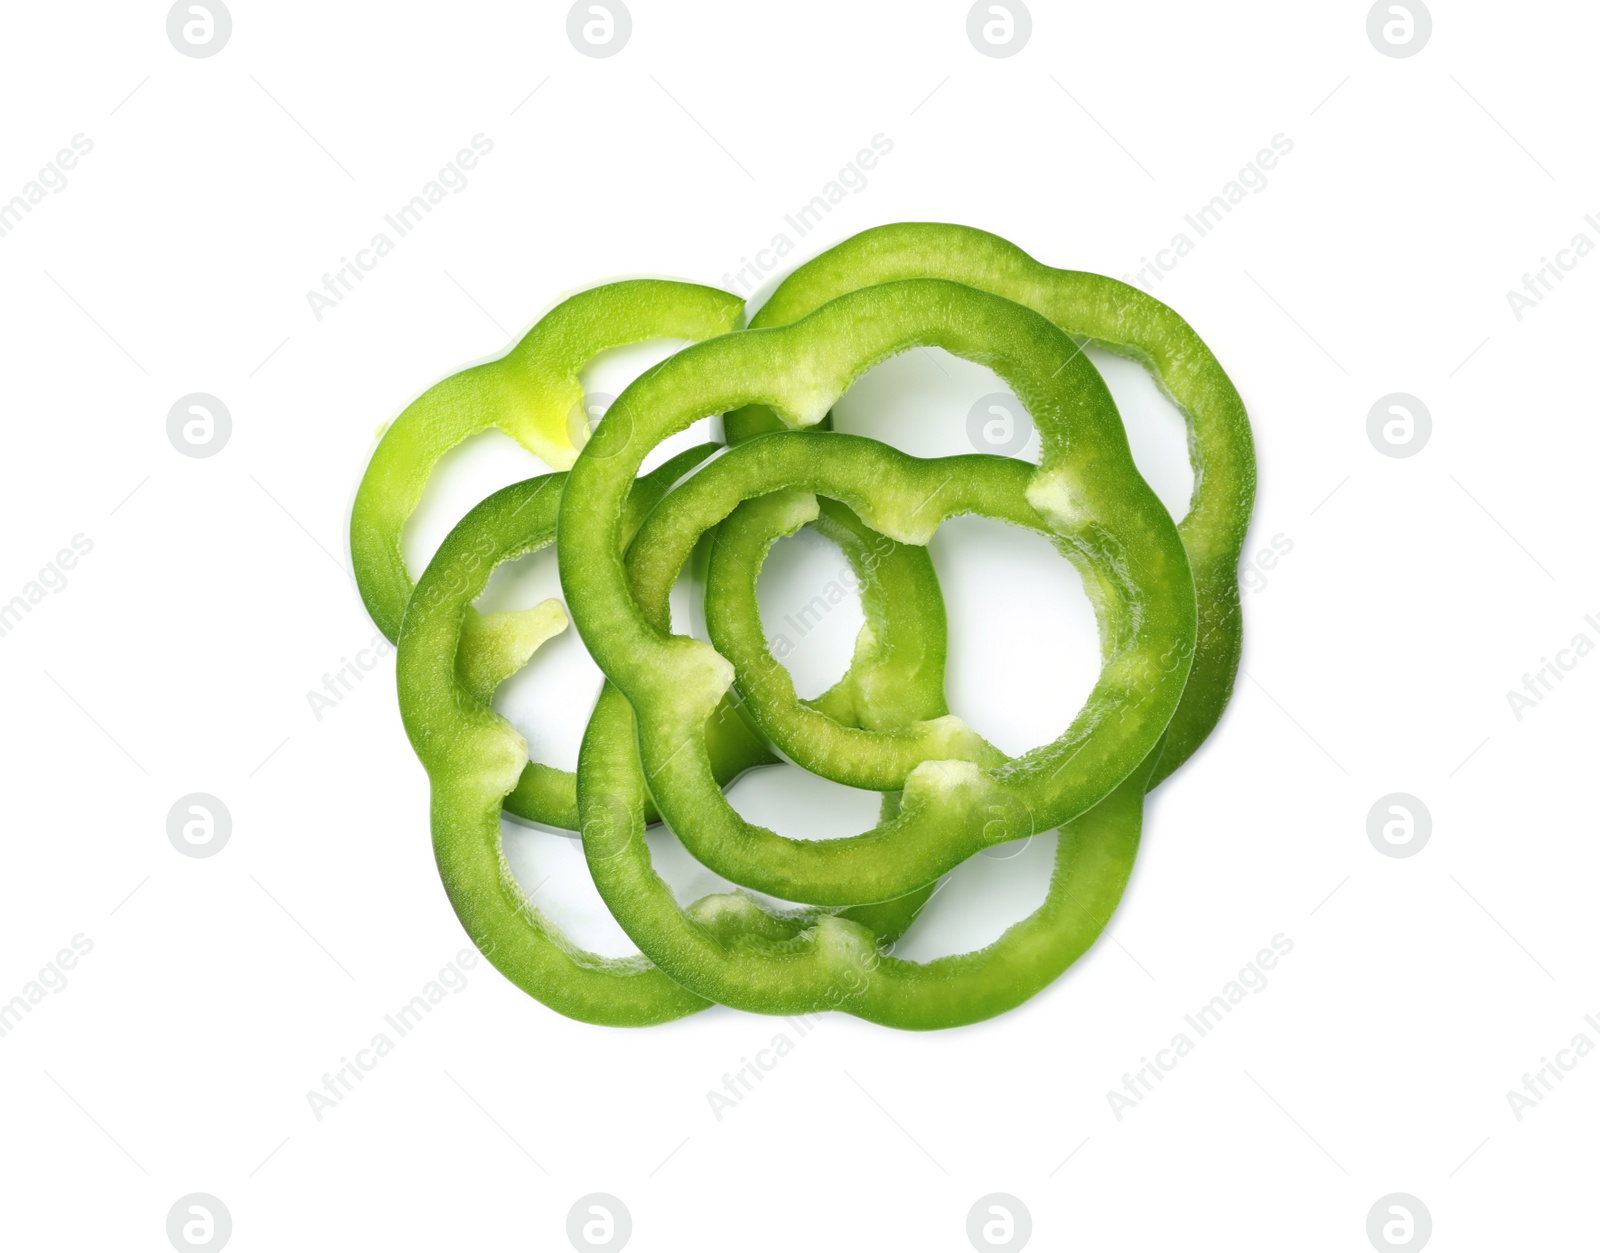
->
<box><xmin>704</xmin><ymin>486</ymin><xmax>1004</xmax><ymax>789</ymax></box>
<box><xmin>351</xmin><ymin>278</ymin><xmax>743</xmax><ymax>643</ymax></box>
<box><xmin>397</xmin><ymin>464</ymin><xmax>705</xmax><ymax>1025</ymax></box>
<box><xmin>558</xmin><ymin>280</ymin><xmax>1196</xmax><ymax>905</ymax></box>
<box><xmin>713</xmin><ymin>402</ymin><xmax>958</xmax><ymax>741</ymax></box>
<box><xmin>577</xmin><ymin>658</ymin><xmax>1159</xmax><ymax>1029</ymax></box>
<box><xmin>351</xmin><ymin>279</ymin><xmax>744</xmax><ymax>827</ymax></box>
<box><xmin>609</xmin><ymin>431</ymin><xmax>1187</xmax><ymax>905</ymax></box>
<box><xmin>395</xmin><ymin>460</ymin><xmax>948</xmax><ymax>1023</ymax></box>
<box><xmin>724</xmin><ymin>223</ymin><xmax>1253</xmax><ymax>788</ymax></box>
<box><xmin>459</xmin><ymin>447</ymin><xmax>779</xmax><ymax>831</ymax></box>
<box><xmin>723</xmin><ymin>492</ymin><xmax>958</xmax><ymax>738</ymax></box>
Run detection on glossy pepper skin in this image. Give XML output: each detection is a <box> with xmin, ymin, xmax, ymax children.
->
<box><xmin>553</xmin><ymin>273</ymin><xmax>1202</xmax><ymax>1026</ymax></box>
<box><xmin>353</xmin><ymin>279</ymin><xmax>744</xmax><ymax>641</ymax></box>
<box><xmin>579</xmin><ymin>674</ymin><xmax>1159</xmax><ymax>1029</ymax></box>
<box><xmin>351</xmin><ymin>280</ymin><xmax>747</xmax><ymax>828</ymax></box>
<box><xmin>569</xmin><ymin>425</ymin><xmax>1171</xmax><ymax>1024</ymax></box>
<box><xmin>558</xmin><ymin>280</ymin><xmax>1196</xmax><ymax>905</ymax></box>
<box><xmin>724</xmin><ymin>223</ymin><xmax>1254</xmax><ymax>788</ymax></box>
<box><xmin>395</xmin><ymin>447</ymin><xmax>944</xmax><ymax>1026</ymax></box>
<box><xmin>372</xmin><ymin>228</ymin><xmax>1254</xmax><ymax>1029</ymax></box>
<box><xmin>581</xmin><ymin>437</ymin><xmax>1166</xmax><ymax>1025</ymax></box>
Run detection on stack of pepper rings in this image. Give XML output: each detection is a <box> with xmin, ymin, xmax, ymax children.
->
<box><xmin>349</xmin><ymin>223</ymin><xmax>1255</xmax><ymax>1030</ymax></box>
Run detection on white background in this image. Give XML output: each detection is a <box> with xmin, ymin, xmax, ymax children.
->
<box><xmin>1</xmin><ymin>1</ymin><xmax>1595</xmax><ymax>1249</ymax></box>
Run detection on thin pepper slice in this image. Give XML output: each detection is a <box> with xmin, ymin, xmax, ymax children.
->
<box><xmin>451</xmin><ymin>448</ymin><xmax>776</xmax><ymax>831</ymax></box>
<box><xmin>395</xmin><ymin>453</ymin><xmax>952</xmax><ymax>1024</ymax></box>
<box><xmin>729</xmin><ymin>493</ymin><xmax>956</xmax><ymax>737</ymax></box>
<box><xmin>558</xmin><ymin>280</ymin><xmax>1196</xmax><ymax>905</ymax></box>
<box><xmin>352</xmin><ymin>278</ymin><xmax>743</xmax><ymax>643</ymax></box>
<box><xmin>725</xmin><ymin>223</ymin><xmax>1253</xmax><ymax>788</ymax></box>
<box><xmin>615</xmin><ymin>432</ymin><xmax>1184</xmax><ymax>905</ymax></box>
<box><xmin>351</xmin><ymin>279</ymin><xmax>744</xmax><ymax>827</ymax></box>
<box><xmin>578</xmin><ymin>658</ymin><xmax>1158</xmax><ymax>1029</ymax></box>
<box><xmin>705</xmin><ymin>488</ymin><xmax>995</xmax><ymax>786</ymax></box>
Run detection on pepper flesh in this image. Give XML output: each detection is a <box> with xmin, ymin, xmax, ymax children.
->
<box><xmin>351</xmin><ymin>279</ymin><xmax>744</xmax><ymax>827</ymax></box>
<box><xmin>395</xmin><ymin>453</ymin><xmax>951</xmax><ymax>1024</ymax></box>
<box><xmin>558</xmin><ymin>280</ymin><xmax>1196</xmax><ymax>905</ymax></box>
<box><xmin>572</xmin><ymin>477</ymin><xmax>1162</xmax><ymax>1026</ymax></box>
<box><xmin>371</xmin><ymin>230</ymin><xmax>1254</xmax><ymax>1028</ymax></box>
<box><xmin>351</xmin><ymin>277</ymin><xmax>742</xmax><ymax>643</ymax></box>
<box><xmin>724</xmin><ymin>223</ymin><xmax>1253</xmax><ymax>787</ymax></box>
